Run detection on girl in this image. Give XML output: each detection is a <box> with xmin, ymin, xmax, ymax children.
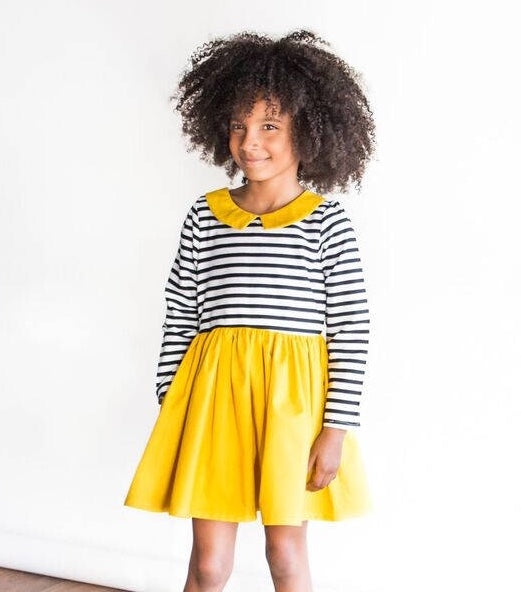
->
<box><xmin>124</xmin><ymin>29</ymin><xmax>376</xmax><ymax>592</ymax></box>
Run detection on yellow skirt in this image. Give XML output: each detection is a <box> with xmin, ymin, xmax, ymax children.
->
<box><xmin>124</xmin><ymin>326</ymin><xmax>372</xmax><ymax>526</ymax></box>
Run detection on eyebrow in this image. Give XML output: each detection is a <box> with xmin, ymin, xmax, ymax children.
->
<box><xmin>230</xmin><ymin>116</ymin><xmax>283</xmax><ymax>123</ymax></box>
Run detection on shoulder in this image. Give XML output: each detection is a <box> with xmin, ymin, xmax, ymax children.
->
<box><xmin>180</xmin><ymin>194</ymin><xmax>207</xmax><ymax>223</ymax></box>
<box><xmin>320</xmin><ymin>197</ymin><xmax>350</xmax><ymax>214</ymax></box>
<box><xmin>319</xmin><ymin>198</ymin><xmax>352</xmax><ymax>230</ymax></box>
<box><xmin>190</xmin><ymin>194</ymin><xmax>207</xmax><ymax>213</ymax></box>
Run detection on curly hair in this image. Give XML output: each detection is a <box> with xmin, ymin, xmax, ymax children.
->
<box><xmin>170</xmin><ymin>29</ymin><xmax>376</xmax><ymax>195</ymax></box>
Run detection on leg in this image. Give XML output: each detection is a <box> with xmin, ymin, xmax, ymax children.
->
<box><xmin>264</xmin><ymin>521</ymin><xmax>313</xmax><ymax>592</ymax></box>
<box><xmin>183</xmin><ymin>518</ymin><xmax>239</xmax><ymax>592</ymax></box>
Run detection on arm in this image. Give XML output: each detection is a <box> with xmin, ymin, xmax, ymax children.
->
<box><xmin>307</xmin><ymin>201</ymin><xmax>370</xmax><ymax>490</ymax></box>
<box><xmin>320</xmin><ymin>200</ymin><xmax>370</xmax><ymax>430</ymax></box>
<box><xmin>156</xmin><ymin>203</ymin><xmax>200</xmax><ymax>405</ymax></box>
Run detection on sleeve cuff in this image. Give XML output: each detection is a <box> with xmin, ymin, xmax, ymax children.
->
<box><xmin>322</xmin><ymin>418</ymin><xmax>360</xmax><ymax>431</ymax></box>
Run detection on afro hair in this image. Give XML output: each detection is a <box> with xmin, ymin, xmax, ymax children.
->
<box><xmin>170</xmin><ymin>29</ymin><xmax>376</xmax><ymax>195</ymax></box>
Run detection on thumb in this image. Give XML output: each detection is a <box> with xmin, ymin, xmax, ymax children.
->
<box><xmin>307</xmin><ymin>448</ymin><xmax>317</xmax><ymax>475</ymax></box>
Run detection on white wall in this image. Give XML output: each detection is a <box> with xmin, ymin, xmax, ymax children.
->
<box><xmin>1</xmin><ymin>1</ymin><xmax>520</xmax><ymax>591</ymax></box>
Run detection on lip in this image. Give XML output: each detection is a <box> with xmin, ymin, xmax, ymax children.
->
<box><xmin>242</xmin><ymin>157</ymin><xmax>270</xmax><ymax>166</ymax></box>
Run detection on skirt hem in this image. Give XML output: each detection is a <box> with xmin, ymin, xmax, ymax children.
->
<box><xmin>123</xmin><ymin>500</ymin><xmax>373</xmax><ymax>526</ymax></box>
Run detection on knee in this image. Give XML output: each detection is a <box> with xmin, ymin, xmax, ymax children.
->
<box><xmin>265</xmin><ymin>538</ymin><xmax>302</xmax><ymax>580</ymax></box>
<box><xmin>191</xmin><ymin>555</ymin><xmax>233</xmax><ymax>588</ymax></box>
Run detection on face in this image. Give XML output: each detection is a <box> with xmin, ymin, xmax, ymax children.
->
<box><xmin>228</xmin><ymin>97</ymin><xmax>300</xmax><ymax>184</ymax></box>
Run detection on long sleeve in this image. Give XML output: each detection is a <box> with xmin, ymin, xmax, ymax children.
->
<box><xmin>320</xmin><ymin>200</ymin><xmax>370</xmax><ymax>430</ymax></box>
<box><xmin>155</xmin><ymin>203</ymin><xmax>200</xmax><ymax>403</ymax></box>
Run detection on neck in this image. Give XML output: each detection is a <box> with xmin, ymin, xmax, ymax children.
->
<box><xmin>234</xmin><ymin>179</ymin><xmax>305</xmax><ymax>210</ymax></box>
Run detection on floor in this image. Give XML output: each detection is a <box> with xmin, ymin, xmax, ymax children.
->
<box><xmin>0</xmin><ymin>567</ymin><xmax>131</xmax><ymax>591</ymax></box>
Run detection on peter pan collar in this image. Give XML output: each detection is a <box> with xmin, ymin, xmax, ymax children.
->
<box><xmin>205</xmin><ymin>187</ymin><xmax>325</xmax><ymax>230</ymax></box>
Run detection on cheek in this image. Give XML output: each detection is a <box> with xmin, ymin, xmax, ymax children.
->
<box><xmin>228</xmin><ymin>137</ymin><xmax>239</xmax><ymax>156</ymax></box>
<box><xmin>275</xmin><ymin>138</ymin><xmax>299</xmax><ymax>161</ymax></box>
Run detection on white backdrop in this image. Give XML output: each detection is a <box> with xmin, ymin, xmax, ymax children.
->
<box><xmin>1</xmin><ymin>1</ymin><xmax>520</xmax><ymax>591</ymax></box>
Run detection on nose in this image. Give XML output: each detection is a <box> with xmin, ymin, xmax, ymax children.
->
<box><xmin>239</xmin><ymin>127</ymin><xmax>261</xmax><ymax>151</ymax></box>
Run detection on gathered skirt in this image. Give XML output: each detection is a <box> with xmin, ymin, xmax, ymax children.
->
<box><xmin>123</xmin><ymin>326</ymin><xmax>372</xmax><ymax>526</ymax></box>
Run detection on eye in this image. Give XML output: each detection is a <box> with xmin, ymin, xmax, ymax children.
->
<box><xmin>264</xmin><ymin>124</ymin><xmax>277</xmax><ymax>130</ymax></box>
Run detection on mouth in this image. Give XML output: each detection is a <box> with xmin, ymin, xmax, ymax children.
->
<box><xmin>242</xmin><ymin>157</ymin><xmax>270</xmax><ymax>167</ymax></box>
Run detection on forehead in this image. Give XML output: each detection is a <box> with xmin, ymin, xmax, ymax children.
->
<box><xmin>230</xmin><ymin>97</ymin><xmax>286</xmax><ymax>121</ymax></box>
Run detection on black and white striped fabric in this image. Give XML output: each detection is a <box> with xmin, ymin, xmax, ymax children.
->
<box><xmin>155</xmin><ymin>191</ymin><xmax>370</xmax><ymax>430</ymax></box>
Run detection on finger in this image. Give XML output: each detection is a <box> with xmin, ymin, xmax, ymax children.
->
<box><xmin>306</xmin><ymin>471</ymin><xmax>336</xmax><ymax>491</ymax></box>
<box><xmin>306</xmin><ymin>472</ymin><xmax>319</xmax><ymax>491</ymax></box>
<box><xmin>306</xmin><ymin>466</ymin><xmax>321</xmax><ymax>491</ymax></box>
<box><xmin>307</xmin><ymin>451</ymin><xmax>317</xmax><ymax>475</ymax></box>
<box><xmin>307</xmin><ymin>478</ymin><xmax>327</xmax><ymax>492</ymax></box>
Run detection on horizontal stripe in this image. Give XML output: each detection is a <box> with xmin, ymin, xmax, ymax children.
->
<box><xmin>156</xmin><ymin>193</ymin><xmax>370</xmax><ymax>430</ymax></box>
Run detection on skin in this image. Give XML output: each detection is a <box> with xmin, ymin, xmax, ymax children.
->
<box><xmin>227</xmin><ymin>95</ymin><xmax>305</xmax><ymax>212</ymax></box>
<box><xmin>180</xmin><ymin>96</ymin><xmax>349</xmax><ymax>592</ymax></box>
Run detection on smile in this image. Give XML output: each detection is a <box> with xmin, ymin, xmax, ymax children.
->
<box><xmin>243</xmin><ymin>158</ymin><xmax>270</xmax><ymax>166</ymax></box>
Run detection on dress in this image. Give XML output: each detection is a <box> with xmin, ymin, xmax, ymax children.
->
<box><xmin>123</xmin><ymin>187</ymin><xmax>372</xmax><ymax>526</ymax></box>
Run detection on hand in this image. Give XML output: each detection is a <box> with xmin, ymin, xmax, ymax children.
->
<box><xmin>306</xmin><ymin>427</ymin><xmax>347</xmax><ymax>491</ymax></box>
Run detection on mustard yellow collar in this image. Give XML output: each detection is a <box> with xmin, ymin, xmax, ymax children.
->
<box><xmin>205</xmin><ymin>187</ymin><xmax>324</xmax><ymax>230</ymax></box>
